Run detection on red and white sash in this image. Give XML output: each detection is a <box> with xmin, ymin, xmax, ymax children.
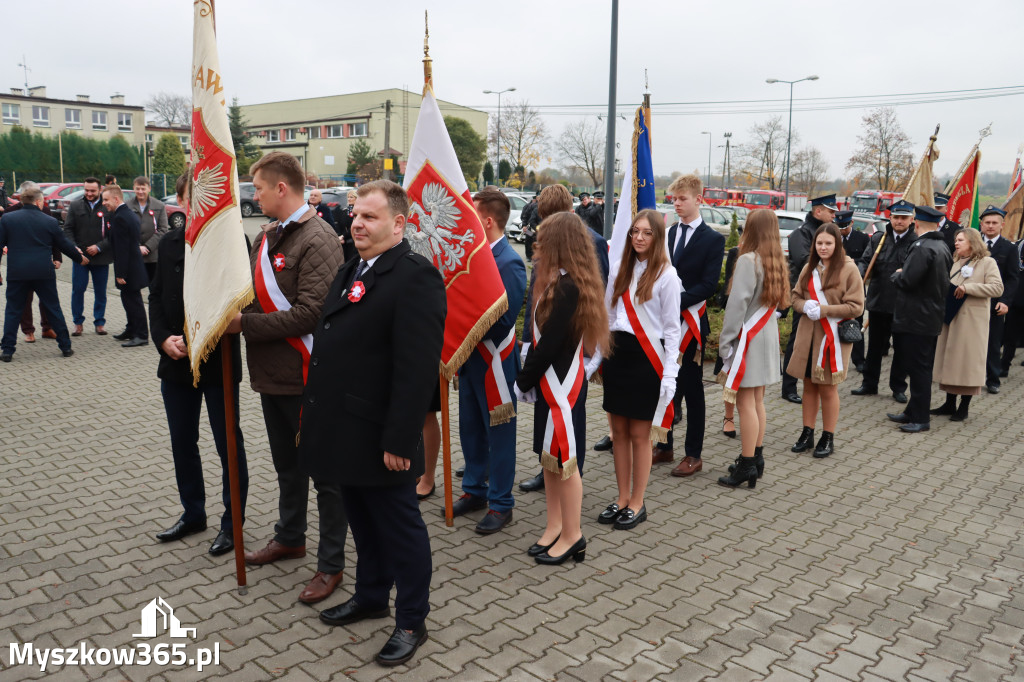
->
<box><xmin>718</xmin><ymin>305</ymin><xmax>776</xmax><ymax>404</ymax></box>
<box><xmin>680</xmin><ymin>300</ymin><xmax>706</xmax><ymax>352</ymax></box>
<box><xmin>253</xmin><ymin>234</ymin><xmax>314</xmax><ymax>383</ymax></box>
<box><xmin>534</xmin><ymin>320</ymin><xmax>585</xmax><ymax>480</ymax></box>
<box><xmin>476</xmin><ymin>327</ymin><xmax>517</xmax><ymax>425</ymax></box>
<box><xmin>807</xmin><ymin>268</ymin><xmax>844</xmax><ymax>382</ymax></box>
<box><xmin>620</xmin><ymin>278</ymin><xmax>676</xmax><ymax>442</ymax></box>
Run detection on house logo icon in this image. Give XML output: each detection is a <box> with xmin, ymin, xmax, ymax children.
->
<box><xmin>132</xmin><ymin>597</ymin><xmax>197</xmax><ymax>639</ymax></box>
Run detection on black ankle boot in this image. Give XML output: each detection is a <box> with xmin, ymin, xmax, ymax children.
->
<box><xmin>728</xmin><ymin>446</ymin><xmax>765</xmax><ymax>478</ymax></box>
<box><xmin>812</xmin><ymin>431</ymin><xmax>834</xmax><ymax>458</ymax></box>
<box><xmin>791</xmin><ymin>426</ymin><xmax>814</xmax><ymax>453</ymax></box>
<box><xmin>718</xmin><ymin>456</ymin><xmax>758</xmax><ymax>489</ymax></box>
<box><xmin>930</xmin><ymin>393</ymin><xmax>956</xmax><ymax>416</ymax></box>
<box><xmin>951</xmin><ymin>395</ymin><xmax>971</xmax><ymax>422</ymax></box>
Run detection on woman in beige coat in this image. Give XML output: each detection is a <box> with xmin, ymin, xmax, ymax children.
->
<box><xmin>786</xmin><ymin>223</ymin><xmax>865</xmax><ymax>458</ymax></box>
<box><xmin>931</xmin><ymin>228</ymin><xmax>1003</xmax><ymax>421</ymax></box>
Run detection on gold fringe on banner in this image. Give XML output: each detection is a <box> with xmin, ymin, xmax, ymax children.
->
<box><xmin>717</xmin><ymin>371</ymin><xmax>738</xmax><ymax>404</ymax></box>
<box><xmin>489</xmin><ymin>402</ymin><xmax>516</xmax><ymax>426</ymax></box>
<box><xmin>811</xmin><ymin>365</ymin><xmax>847</xmax><ymax>385</ymax></box>
<box><xmin>186</xmin><ymin>287</ymin><xmax>254</xmax><ymax>388</ymax></box>
<box><xmin>439</xmin><ymin>293</ymin><xmax>508</xmax><ymax>381</ymax></box>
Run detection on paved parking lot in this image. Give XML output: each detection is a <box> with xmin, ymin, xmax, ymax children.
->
<box><xmin>2</xmin><ymin>257</ymin><xmax>1024</xmax><ymax>680</ymax></box>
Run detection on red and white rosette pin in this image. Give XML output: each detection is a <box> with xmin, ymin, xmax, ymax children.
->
<box><xmin>348</xmin><ymin>280</ymin><xmax>366</xmax><ymax>303</ymax></box>
<box><xmin>272</xmin><ymin>253</ymin><xmax>286</xmax><ymax>272</ymax></box>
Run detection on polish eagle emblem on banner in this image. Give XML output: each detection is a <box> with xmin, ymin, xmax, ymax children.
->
<box><xmin>186</xmin><ymin>111</ymin><xmax>234</xmax><ymax>246</ymax></box>
<box><xmin>406</xmin><ymin>180</ymin><xmax>476</xmax><ymax>277</ymax></box>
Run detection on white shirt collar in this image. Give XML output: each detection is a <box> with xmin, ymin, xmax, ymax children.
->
<box><xmin>361</xmin><ymin>241</ymin><xmax>403</xmax><ymax>272</ymax></box>
<box><xmin>278</xmin><ymin>204</ymin><xmax>309</xmax><ymax>230</ymax></box>
<box><xmin>684</xmin><ymin>215</ymin><xmax>702</xmax><ymax>230</ymax></box>
<box><xmin>985</xmin><ymin>234</ymin><xmax>1000</xmax><ymax>246</ymax></box>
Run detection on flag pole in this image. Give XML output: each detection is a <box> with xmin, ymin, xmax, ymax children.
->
<box><xmin>943</xmin><ymin>123</ymin><xmax>992</xmax><ymax>194</ymax></box>
<box><xmin>220</xmin><ymin>334</ymin><xmax>247</xmax><ymax>590</ymax></box>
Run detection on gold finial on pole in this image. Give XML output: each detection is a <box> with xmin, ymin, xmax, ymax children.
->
<box><xmin>423</xmin><ymin>10</ymin><xmax>433</xmax><ymax>90</ymax></box>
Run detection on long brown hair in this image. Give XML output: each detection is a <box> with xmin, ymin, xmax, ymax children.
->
<box><xmin>611</xmin><ymin>209</ymin><xmax>669</xmax><ymax>304</ymax></box>
<box><xmin>797</xmin><ymin>223</ymin><xmax>845</xmax><ymax>293</ymax></box>
<box><xmin>739</xmin><ymin>209</ymin><xmax>790</xmax><ymax>308</ymax></box>
<box><xmin>533</xmin><ymin>212</ymin><xmax>611</xmax><ymax>355</ymax></box>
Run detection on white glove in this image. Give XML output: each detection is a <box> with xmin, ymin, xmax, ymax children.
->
<box><xmin>514</xmin><ymin>384</ymin><xmax>537</xmax><ymax>404</ymax></box>
<box><xmin>584</xmin><ymin>350</ymin><xmax>603</xmax><ymax>380</ymax></box>
<box><xmin>803</xmin><ymin>300</ymin><xmax>821</xmax><ymax>321</ymax></box>
<box><xmin>774</xmin><ymin>311</ymin><xmax>783</xmax><ymax>320</ymax></box>
<box><xmin>659</xmin><ymin>376</ymin><xmax>676</xmax><ymax>403</ymax></box>
<box><xmin>520</xmin><ymin>342</ymin><xmax>531</xmax><ymax>364</ymax></box>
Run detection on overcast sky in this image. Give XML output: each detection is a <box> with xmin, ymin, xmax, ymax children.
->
<box><xmin>6</xmin><ymin>0</ymin><xmax>1023</xmax><ymax>186</ymax></box>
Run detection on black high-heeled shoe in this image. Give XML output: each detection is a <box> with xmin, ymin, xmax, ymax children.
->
<box><xmin>728</xmin><ymin>446</ymin><xmax>764</xmax><ymax>478</ymax></box>
<box><xmin>527</xmin><ymin>535</ymin><xmax>559</xmax><ymax>557</ymax></box>
<box><xmin>722</xmin><ymin>416</ymin><xmax>737</xmax><ymax>438</ymax></box>
<box><xmin>534</xmin><ymin>536</ymin><xmax>586</xmax><ymax>565</ymax></box>
<box><xmin>791</xmin><ymin>426</ymin><xmax>814</xmax><ymax>453</ymax></box>
<box><xmin>718</xmin><ymin>456</ymin><xmax>758</xmax><ymax>489</ymax></box>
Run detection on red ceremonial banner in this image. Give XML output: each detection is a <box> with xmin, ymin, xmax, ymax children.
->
<box><xmin>946</xmin><ymin>152</ymin><xmax>979</xmax><ymax>226</ymax></box>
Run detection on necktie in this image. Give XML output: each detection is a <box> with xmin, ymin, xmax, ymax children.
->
<box><xmin>354</xmin><ymin>260</ymin><xmax>368</xmax><ymax>281</ymax></box>
<box><xmin>987</xmin><ymin>239</ymin><xmax>994</xmax><ymax>250</ymax></box>
<box><xmin>674</xmin><ymin>227</ymin><xmax>687</xmax><ymax>263</ymax></box>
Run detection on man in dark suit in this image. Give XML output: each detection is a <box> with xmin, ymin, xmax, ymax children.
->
<box><xmin>451</xmin><ymin>189</ymin><xmax>527</xmax><ymax>534</ymax></box>
<box><xmin>126</xmin><ymin>176</ymin><xmax>169</xmax><ymax>282</ymax></box>
<box><xmin>781</xmin><ymin>194</ymin><xmax>838</xmax><ymax>403</ymax></box>
<box><xmin>64</xmin><ymin>177</ymin><xmax>112</xmax><ymax>336</ymax></box>
<box><xmin>0</xmin><ymin>183</ymin><xmax>86</xmax><ymax>360</ymax></box>
<box><xmin>656</xmin><ymin>174</ymin><xmax>725</xmax><ymax>477</ymax></box>
<box><xmin>101</xmin><ymin>185</ymin><xmax>149</xmax><ymax>347</ymax></box>
<box><xmin>934</xmin><ymin>192</ymin><xmax>960</xmax><ymax>254</ymax></box>
<box><xmin>302</xmin><ymin>180</ymin><xmax>445</xmax><ymax>667</ymax></box>
<box><xmin>332</xmin><ymin>189</ymin><xmax>358</xmax><ymax>262</ymax></box>
<box><xmin>308</xmin><ymin>189</ymin><xmax>337</xmax><ymax>232</ymax></box>
<box><xmin>1000</xmin><ymin>237</ymin><xmax>1024</xmax><ymax>377</ymax></box>
<box><xmin>978</xmin><ymin>205</ymin><xmax>1019</xmax><ymax>393</ymax></box>
<box><xmin>0</xmin><ymin>177</ymin><xmax>9</xmax><ymax>213</ymax></box>
<box><xmin>837</xmin><ymin>210</ymin><xmax>870</xmax><ymax>371</ymax></box>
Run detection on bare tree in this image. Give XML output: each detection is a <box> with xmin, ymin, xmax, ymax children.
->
<box><xmin>555</xmin><ymin>118</ymin><xmax>605</xmax><ymax>187</ymax></box>
<box><xmin>488</xmin><ymin>99</ymin><xmax>548</xmax><ymax>173</ymax></box>
<box><xmin>846</xmin><ymin>107</ymin><xmax>914</xmax><ymax>191</ymax></box>
<box><xmin>146</xmin><ymin>92</ymin><xmax>190</xmax><ymax>127</ymax></box>
<box><xmin>734</xmin><ymin>116</ymin><xmax>797</xmax><ymax>190</ymax></box>
<box><xmin>790</xmin><ymin>146</ymin><xmax>830</xmax><ymax>197</ymax></box>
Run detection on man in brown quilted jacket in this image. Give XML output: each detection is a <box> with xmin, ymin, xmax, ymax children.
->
<box><xmin>224</xmin><ymin>152</ymin><xmax>347</xmax><ymax>604</ymax></box>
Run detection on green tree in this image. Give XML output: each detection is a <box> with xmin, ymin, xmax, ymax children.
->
<box><xmin>725</xmin><ymin>213</ymin><xmax>740</xmax><ymax>249</ymax></box>
<box><xmin>347</xmin><ymin>139</ymin><xmax>374</xmax><ymax>175</ymax></box>
<box><xmin>498</xmin><ymin>159</ymin><xmax>512</xmax><ymax>184</ymax></box>
<box><xmin>443</xmin><ymin>116</ymin><xmax>486</xmax><ymax>184</ymax></box>
<box><xmin>228</xmin><ymin>97</ymin><xmax>261</xmax><ymax>175</ymax></box>
<box><xmin>153</xmin><ymin>133</ymin><xmax>186</xmax><ymax>177</ymax></box>
<box><xmin>483</xmin><ymin>161</ymin><xmax>494</xmax><ymax>185</ymax></box>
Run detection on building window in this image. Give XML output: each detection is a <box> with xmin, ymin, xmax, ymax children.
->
<box><xmin>117</xmin><ymin>112</ymin><xmax>132</xmax><ymax>132</ymax></box>
<box><xmin>284</xmin><ymin>128</ymin><xmax>296</xmax><ymax>141</ymax></box>
<box><xmin>145</xmin><ymin>133</ymin><xmax>153</xmax><ymax>143</ymax></box>
<box><xmin>32</xmin><ymin>106</ymin><xmax>49</xmax><ymax>127</ymax></box>
<box><xmin>92</xmin><ymin>111</ymin><xmax>107</xmax><ymax>130</ymax></box>
<box><xmin>327</xmin><ymin>124</ymin><xmax>343</xmax><ymax>138</ymax></box>
<box><xmin>266</xmin><ymin>130</ymin><xmax>279</xmax><ymax>142</ymax></box>
<box><xmin>2</xmin><ymin>103</ymin><xmax>20</xmax><ymax>125</ymax></box>
<box><xmin>308</xmin><ymin>126</ymin><xmax>321</xmax><ymax>139</ymax></box>
<box><xmin>178</xmin><ymin>135</ymin><xmax>189</xmax><ymax>152</ymax></box>
<box><xmin>350</xmin><ymin>122</ymin><xmax>367</xmax><ymax>137</ymax></box>
<box><xmin>66</xmin><ymin>108</ymin><xmax>81</xmax><ymax>129</ymax></box>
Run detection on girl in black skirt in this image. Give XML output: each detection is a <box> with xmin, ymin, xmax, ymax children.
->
<box><xmin>516</xmin><ymin>212</ymin><xmax>611</xmax><ymax>564</ymax></box>
<box><xmin>598</xmin><ymin>209</ymin><xmax>681</xmax><ymax>530</ymax></box>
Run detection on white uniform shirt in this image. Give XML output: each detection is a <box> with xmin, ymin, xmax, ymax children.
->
<box><xmin>606</xmin><ymin>258</ymin><xmax>683</xmax><ymax>379</ymax></box>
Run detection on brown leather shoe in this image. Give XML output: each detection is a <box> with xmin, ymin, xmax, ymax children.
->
<box><xmin>24</xmin><ymin>332</ymin><xmax>35</xmax><ymax>343</ymax></box>
<box><xmin>94</xmin><ymin>325</ymin><xmax>106</xmax><ymax>335</ymax></box>
<box><xmin>670</xmin><ymin>456</ymin><xmax>703</xmax><ymax>477</ymax></box>
<box><xmin>651</xmin><ymin>447</ymin><xmax>674</xmax><ymax>464</ymax></box>
<box><xmin>72</xmin><ymin>325</ymin><xmax>83</xmax><ymax>336</ymax></box>
<box><xmin>244</xmin><ymin>539</ymin><xmax>306</xmax><ymax>565</ymax></box>
<box><xmin>42</xmin><ymin>329</ymin><xmax>57</xmax><ymax>339</ymax></box>
<box><xmin>298</xmin><ymin>571</ymin><xmax>343</xmax><ymax>604</ymax></box>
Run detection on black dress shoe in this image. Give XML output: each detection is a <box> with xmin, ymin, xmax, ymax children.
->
<box><xmin>886</xmin><ymin>412</ymin><xmax>909</xmax><ymax>424</ymax></box>
<box><xmin>451</xmin><ymin>493</ymin><xmax>487</xmax><ymax>517</ymax></box>
<box><xmin>535</xmin><ymin>536</ymin><xmax>586</xmax><ymax>565</ymax></box>
<box><xmin>613</xmin><ymin>505</ymin><xmax>647</xmax><ymax>530</ymax></box>
<box><xmin>519</xmin><ymin>472</ymin><xmax>545</xmax><ymax>492</ymax></box>
<box><xmin>376</xmin><ymin>623</ymin><xmax>428</xmax><ymax>667</ymax></box>
<box><xmin>0</xmin><ymin>354</ymin><xmax>11</xmax><ymax>363</ymax></box>
<box><xmin>62</xmin><ymin>349</ymin><xmax>74</xmax><ymax>358</ymax></box>
<box><xmin>319</xmin><ymin>597</ymin><xmax>391</xmax><ymax>626</ymax></box>
<box><xmin>475</xmin><ymin>509</ymin><xmax>512</xmax><ymax>534</ymax></box>
<box><xmin>782</xmin><ymin>392</ymin><xmax>803</xmax><ymax>404</ymax></box>
<box><xmin>209</xmin><ymin>530</ymin><xmax>234</xmax><ymax>556</ymax></box>
<box><xmin>597</xmin><ymin>502</ymin><xmax>622</xmax><ymax>524</ymax></box>
<box><xmin>593</xmin><ymin>435</ymin><xmax>613</xmax><ymax>451</ymax></box>
<box><xmin>899</xmin><ymin>422</ymin><xmax>930</xmax><ymax>433</ymax></box>
<box><xmin>155</xmin><ymin>519</ymin><xmax>207</xmax><ymax>542</ymax></box>
<box><xmin>851</xmin><ymin>384</ymin><xmax>878</xmax><ymax>396</ymax></box>
<box><xmin>113</xmin><ymin>329</ymin><xmax>132</xmax><ymax>341</ymax></box>
<box><xmin>455</xmin><ymin>465</ymin><xmax>465</xmax><ymax>478</ymax></box>
<box><xmin>892</xmin><ymin>392</ymin><xmax>908</xmax><ymax>403</ymax></box>
<box><xmin>527</xmin><ymin>535</ymin><xmax>558</xmax><ymax>557</ymax></box>
<box><xmin>986</xmin><ymin>384</ymin><xmax>1000</xmax><ymax>394</ymax></box>
<box><xmin>122</xmin><ymin>337</ymin><xmax>149</xmax><ymax>348</ymax></box>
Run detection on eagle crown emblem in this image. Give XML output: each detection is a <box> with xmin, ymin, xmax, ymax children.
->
<box><xmin>406</xmin><ymin>182</ymin><xmax>475</xmax><ymax>277</ymax></box>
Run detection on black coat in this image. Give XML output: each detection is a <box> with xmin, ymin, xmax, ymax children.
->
<box><xmin>331</xmin><ymin>205</ymin><xmax>357</xmax><ymax>262</ymax></box>
<box><xmin>0</xmin><ymin>204</ymin><xmax>82</xmax><ymax>280</ymax></box>
<box><xmin>1012</xmin><ymin>239</ymin><xmax>1024</xmax><ymax>308</ymax></box>
<box><xmin>842</xmin><ymin>229</ymin><xmax>871</xmax><ymax>263</ymax></box>
<box><xmin>109</xmin><ymin>203</ymin><xmax>148</xmax><ymax>291</ymax></box>
<box><xmin>938</xmin><ymin>219</ymin><xmax>960</xmax><ymax>254</ymax></box>
<box><xmin>891</xmin><ymin>231</ymin><xmax>953</xmax><ymax>336</ymax></box>
<box><xmin>518</xmin><ymin>273</ymin><xmax>581</xmax><ymax>391</ymax></box>
<box><xmin>985</xmin><ymin>236</ymin><xmax>1018</xmax><ymax>309</ymax></box>
<box><xmin>311</xmin><ymin>202</ymin><xmax>336</xmax><ymax>231</ymax></box>
<box><xmin>858</xmin><ymin>226</ymin><xmax>919</xmax><ymax>314</ymax></box>
<box><xmin>667</xmin><ymin>220</ymin><xmax>725</xmax><ymax>338</ymax></box>
<box><xmin>148</xmin><ymin>227</ymin><xmax>242</xmax><ymax>387</ymax></box>
<box><xmin>298</xmin><ymin>241</ymin><xmax>446</xmax><ymax>486</ymax></box>
<box><xmin>63</xmin><ymin>196</ymin><xmax>113</xmax><ymax>266</ymax></box>
<box><xmin>787</xmin><ymin>212</ymin><xmax>824</xmax><ymax>286</ymax></box>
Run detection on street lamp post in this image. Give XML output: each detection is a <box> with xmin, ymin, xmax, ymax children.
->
<box><xmin>701</xmin><ymin>131</ymin><xmax>712</xmax><ymax>188</ymax></box>
<box><xmin>722</xmin><ymin>132</ymin><xmax>732</xmax><ymax>187</ymax></box>
<box><xmin>766</xmin><ymin>75</ymin><xmax>818</xmax><ymax>210</ymax></box>
<box><xmin>483</xmin><ymin>87</ymin><xmax>515</xmax><ymax>185</ymax></box>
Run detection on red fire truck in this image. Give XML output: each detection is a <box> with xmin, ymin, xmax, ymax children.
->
<box><xmin>702</xmin><ymin>188</ymin><xmax>743</xmax><ymax>206</ymax></box>
<box><xmin>739</xmin><ymin>189</ymin><xmax>786</xmax><ymax>210</ymax></box>
<box><xmin>850</xmin><ymin>190</ymin><xmax>901</xmax><ymax>218</ymax></box>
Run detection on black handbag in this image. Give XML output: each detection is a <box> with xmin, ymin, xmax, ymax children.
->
<box><xmin>838</xmin><ymin>318</ymin><xmax>862</xmax><ymax>343</ymax></box>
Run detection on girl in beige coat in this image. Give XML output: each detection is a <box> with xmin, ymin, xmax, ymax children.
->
<box><xmin>930</xmin><ymin>228</ymin><xmax>1003</xmax><ymax>421</ymax></box>
<box><xmin>786</xmin><ymin>223</ymin><xmax>865</xmax><ymax>458</ymax></box>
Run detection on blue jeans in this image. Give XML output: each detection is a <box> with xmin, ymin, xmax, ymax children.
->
<box><xmin>71</xmin><ymin>262</ymin><xmax>109</xmax><ymax>327</ymax></box>
<box><xmin>161</xmin><ymin>380</ymin><xmax>248</xmax><ymax>531</ymax></box>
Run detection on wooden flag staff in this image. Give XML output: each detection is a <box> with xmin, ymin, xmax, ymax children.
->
<box><xmin>220</xmin><ymin>334</ymin><xmax>247</xmax><ymax>590</ymax></box>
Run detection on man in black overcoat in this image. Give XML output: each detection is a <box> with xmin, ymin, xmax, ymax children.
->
<box><xmin>101</xmin><ymin>185</ymin><xmax>149</xmax><ymax>347</ymax></box>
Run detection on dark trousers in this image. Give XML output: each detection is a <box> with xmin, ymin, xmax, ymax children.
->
<box><xmin>781</xmin><ymin>311</ymin><xmax>801</xmax><ymax>395</ymax></box>
<box><xmin>341</xmin><ymin>482</ymin><xmax>431</xmax><ymax>630</ymax></box>
<box><xmin>658</xmin><ymin>337</ymin><xmax>704</xmax><ymax>459</ymax></box>
<box><xmin>144</xmin><ymin>261</ymin><xmax>157</xmax><ymax>284</ymax></box>
<box><xmin>1000</xmin><ymin>305</ymin><xmax>1024</xmax><ymax>373</ymax></box>
<box><xmin>120</xmin><ymin>287</ymin><xmax>148</xmax><ymax>340</ymax></box>
<box><xmin>459</xmin><ymin>374</ymin><xmax>517</xmax><ymax>512</ymax></box>
<box><xmin>851</xmin><ymin>314</ymin><xmax>865</xmax><ymax>368</ymax></box>
<box><xmin>71</xmin><ymin>262</ymin><xmax>109</xmax><ymax>327</ymax></box>
<box><xmin>20</xmin><ymin>295</ymin><xmax>50</xmax><ymax>334</ymax></box>
<box><xmin>986</xmin><ymin>312</ymin><xmax>1006</xmax><ymax>388</ymax></box>
<box><xmin>2</xmin><ymin>279</ymin><xmax>71</xmax><ymax>354</ymax></box>
<box><xmin>894</xmin><ymin>332</ymin><xmax>937</xmax><ymax>424</ymax></box>
<box><xmin>862</xmin><ymin>311</ymin><xmax>907</xmax><ymax>393</ymax></box>
<box><xmin>260</xmin><ymin>393</ymin><xmax>347</xmax><ymax>573</ymax></box>
<box><xmin>161</xmin><ymin>379</ymin><xmax>248</xmax><ymax>531</ymax></box>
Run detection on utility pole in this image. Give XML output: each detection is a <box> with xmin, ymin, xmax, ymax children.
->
<box><xmin>382</xmin><ymin>99</ymin><xmax>392</xmax><ymax>181</ymax></box>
